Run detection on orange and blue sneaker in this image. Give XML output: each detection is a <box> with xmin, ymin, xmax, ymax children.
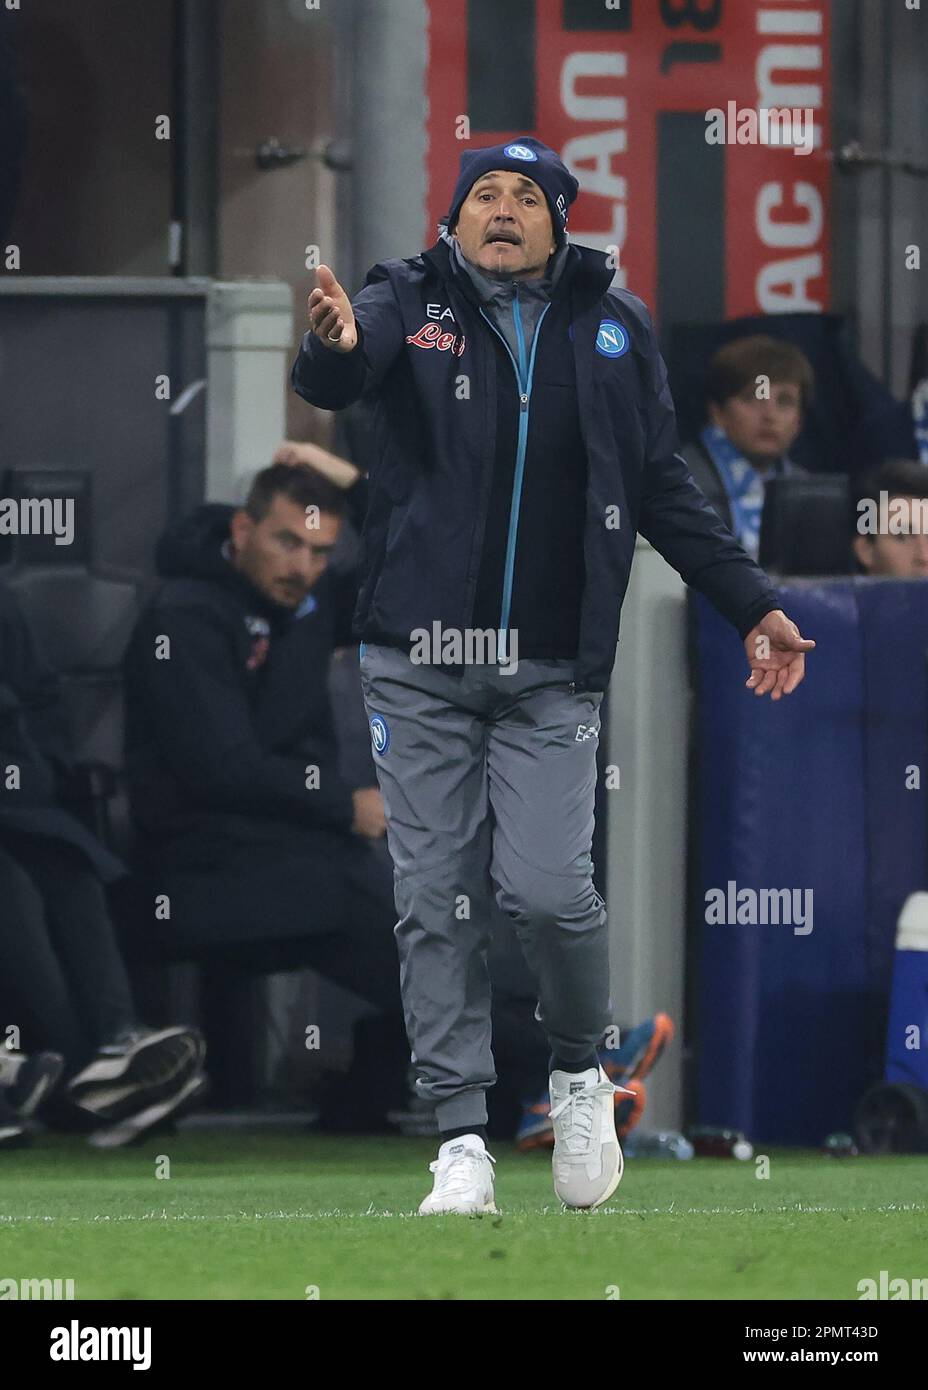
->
<box><xmin>515</xmin><ymin>1013</ymin><xmax>674</xmax><ymax>1153</ymax></box>
<box><xmin>602</xmin><ymin>1013</ymin><xmax>675</xmax><ymax>1088</ymax></box>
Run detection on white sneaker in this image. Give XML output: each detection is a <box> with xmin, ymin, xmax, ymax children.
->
<box><xmin>549</xmin><ymin>1065</ymin><xmax>625</xmax><ymax>1209</ymax></box>
<box><xmin>418</xmin><ymin>1134</ymin><xmax>499</xmax><ymax>1215</ymax></box>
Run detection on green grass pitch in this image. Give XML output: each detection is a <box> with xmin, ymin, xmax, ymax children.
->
<box><xmin>1</xmin><ymin>1131</ymin><xmax>925</xmax><ymax>1300</ymax></box>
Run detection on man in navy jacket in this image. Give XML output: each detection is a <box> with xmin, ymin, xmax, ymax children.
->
<box><xmin>292</xmin><ymin>137</ymin><xmax>814</xmax><ymax>1214</ymax></box>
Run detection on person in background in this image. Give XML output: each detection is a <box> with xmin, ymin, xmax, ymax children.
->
<box><xmin>123</xmin><ymin>460</ymin><xmax>412</xmax><ymax>1129</ymax></box>
<box><xmin>0</xmin><ymin>583</ymin><xmax>205</xmax><ymax>1150</ymax></box>
<box><xmin>681</xmin><ymin>335</ymin><xmax>814</xmax><ymax>558</ymax></box>
<box><xmin>851</xmin><ymin>458</ymin><xmax>928</xmax><ymax>579</ymax></box>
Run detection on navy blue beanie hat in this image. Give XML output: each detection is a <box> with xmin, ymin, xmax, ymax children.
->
<box><xmin>444</xmin><ymin>137</ymin><xmax>580</xmax><ymax>249</ymax></box>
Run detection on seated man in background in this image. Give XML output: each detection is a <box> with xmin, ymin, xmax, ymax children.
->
<box><xmin>0</xmin><ymin>582</ymin><xmax>205</xmax><ymax>1150</ymax></box>
<box><xmin>681</xmin><ymin>335</ymin><xmax>814</xmax><ymax>558</ymax></box>
<box><xmin>124</xmin><ymin>460</ymin><xmax>401</xmax><ymax>1078</ymax></box>
<box><xmin>851</xmin><ymin>458</ymin><xmax>928</xmax><ymax>578</ymax></box>
<box><xmin>126</xmin><ymin>460</ymin><xmax>447</xmax><ymax>1132</ymax></box>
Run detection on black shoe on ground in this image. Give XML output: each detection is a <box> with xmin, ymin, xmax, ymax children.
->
<box><xmin>66</xmin><ymin>1026</ymin><xmax>204</xmax><ymax>1122</ymax></box>
<box><xmin>87</xmin><ymin>1072</ymin><xmax>211</xmax><ymax>1149</ymax></box>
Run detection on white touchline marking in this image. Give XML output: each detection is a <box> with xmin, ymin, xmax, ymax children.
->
<box><xmin>1</xmin><ymin>1201</ymin><xmax>925</xmax><ymax>1224</ymax></box>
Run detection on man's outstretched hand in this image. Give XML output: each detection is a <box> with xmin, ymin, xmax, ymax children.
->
<box><xmin>743</xmin><ymin>609</ymin><xmax>815</xmax><ymax>700</ymax></box>
<box><xmin>307</xmin><ymin>265</ymin><xmax>358</xmax><ymax>353</ymax></box>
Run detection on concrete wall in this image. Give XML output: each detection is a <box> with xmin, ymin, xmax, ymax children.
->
<box><xmin>604</xmin><ymin>541</ymin><xmax>689</xmax><ymax>1131</ymax></box>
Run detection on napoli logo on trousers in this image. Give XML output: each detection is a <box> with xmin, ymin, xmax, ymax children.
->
<box><xmin>369</xmin><ymin>715</ymin><xmax>390</xmax><ymax>755</ymax></box>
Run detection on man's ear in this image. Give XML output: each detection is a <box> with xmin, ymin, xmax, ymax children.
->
<box><xmin>229</xmin><ymin>508</ymin><xmax>253</xmax><ymax>556</ymax></box>
<box><xmin>852</xmin><ymin>535</ymin><xmax>874</xmax><ymax>572</ymax></box>
<box><xmin>707</xmin><ymin>400</ymin><xmax>725</xmax><ymax>430</ymax></box>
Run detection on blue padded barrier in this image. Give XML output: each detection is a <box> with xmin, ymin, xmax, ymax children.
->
<box><xmin>857</xmin><ymin>583</ymin><xmax>928</xmax><ymax>1029</ymax></box>
<box><xmin>691</xmin><ymin>580</ymin><xmax>928</xmax><ymax>1144</ymax></box>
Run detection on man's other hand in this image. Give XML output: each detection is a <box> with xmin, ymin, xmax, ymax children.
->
<box><xmin>743</xmin><ymin>609</ymin><xmax>815</xmax><ymax>700</ymax></box>
<box><xmin>308</xmin><ymin>265</ymin><xmax>358</xmax><ymax>353</ymax></box>
<box><xmin>351</xmin><ymin>786</ymin><xmax>387</xmax><ymax>838</ymax></box>
<box><xmin>272</xmin><ymin>440</ymin><xmax>361</xmax><ymax>489</ymax></box>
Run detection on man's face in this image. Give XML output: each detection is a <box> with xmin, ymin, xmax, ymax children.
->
<box><xmin>709</xmin><ymin>379</ymin><xmax>803</xmax><ymax>468</ymax></box>
<box><xmin>452</xmin><ymin>169</ymin><xmax>556</xmax><ymax>282</ymax></box>
<box><xmin>853</xmin><ymin>494</ymin><xmax>928</xmax><ymax>578</ymax></box>
<box><xmin>229</xmin><ymin>493</ymin><xmax>341</xmax><ymax>608</ymax></box>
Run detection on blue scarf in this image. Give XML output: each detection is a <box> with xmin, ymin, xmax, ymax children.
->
<box><xmin>699</xmin><ymin>423</ymin><xmax>793</xmax><ymax>559</ymax></box>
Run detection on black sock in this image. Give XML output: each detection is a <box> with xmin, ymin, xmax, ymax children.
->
<box><xmin>549</xmin><ymin>1051</ymin><xmax>599</xmax><ymax>1075</ymax></box>
<box><xmin>441</xmin><ymin>1124</ymin><xmax>488</xmax><ymax>1145</ymax></box>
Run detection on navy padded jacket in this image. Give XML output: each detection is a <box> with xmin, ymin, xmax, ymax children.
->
<box><xmin>291</xmin><ymin>237</ymin><xmax>780</xmax><ymax>693</ymax></box>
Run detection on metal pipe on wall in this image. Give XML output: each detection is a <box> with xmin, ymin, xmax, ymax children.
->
<box><xmin>348</xmin><ymin>0</ymin><xmax>429</xmax><ymax>290</ymax></box>
<box><xmin>170</xmin><ymin>0</ymin><xmax>220</xmax><ymax>280</ymax></box>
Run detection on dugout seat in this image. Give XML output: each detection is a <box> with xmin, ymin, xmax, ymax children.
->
<box><xmin>758</xmin><ymin>472</ymin><xmax>852</xmax><ymax>577</ymax></box>
<box><xmin>0</xmin><ymin>467</ymin><xmax>144</xmax><ymax>849</ymax></box>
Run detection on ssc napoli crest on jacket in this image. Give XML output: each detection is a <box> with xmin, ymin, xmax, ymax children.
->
<box><xmin>595</xmin><ymin>320</ymin><xmax>630</xmax><ymax>358</ymax></box>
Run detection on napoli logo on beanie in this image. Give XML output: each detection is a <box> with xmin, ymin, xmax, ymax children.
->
<box><xmin>445</xmin><ymin>136</ymin><xmax>580</xmax><ymax>247</ymax></box>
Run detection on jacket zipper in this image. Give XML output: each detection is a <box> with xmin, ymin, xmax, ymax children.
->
<box><xmin>478</xmin><ymin>294</ymin><xmax>551</xmax><ymax>667</ymax></box>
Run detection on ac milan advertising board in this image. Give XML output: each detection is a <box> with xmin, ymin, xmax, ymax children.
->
<box><xmin>425</xmin><ymin>0</ymin><xmax>832</xmax><ymax>326</ymax></box>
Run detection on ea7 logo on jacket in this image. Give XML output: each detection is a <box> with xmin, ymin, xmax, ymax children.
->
<box><xmin>406</xmin><ymin>322</ymin><xmax>466</xmax><ymax>356</ymax></box>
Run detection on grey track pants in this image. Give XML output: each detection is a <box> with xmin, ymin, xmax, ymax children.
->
<box><xmin>358</xmin><ymin>642</ymin><xmax>610</xmax><ymax>1132</ymax></box>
